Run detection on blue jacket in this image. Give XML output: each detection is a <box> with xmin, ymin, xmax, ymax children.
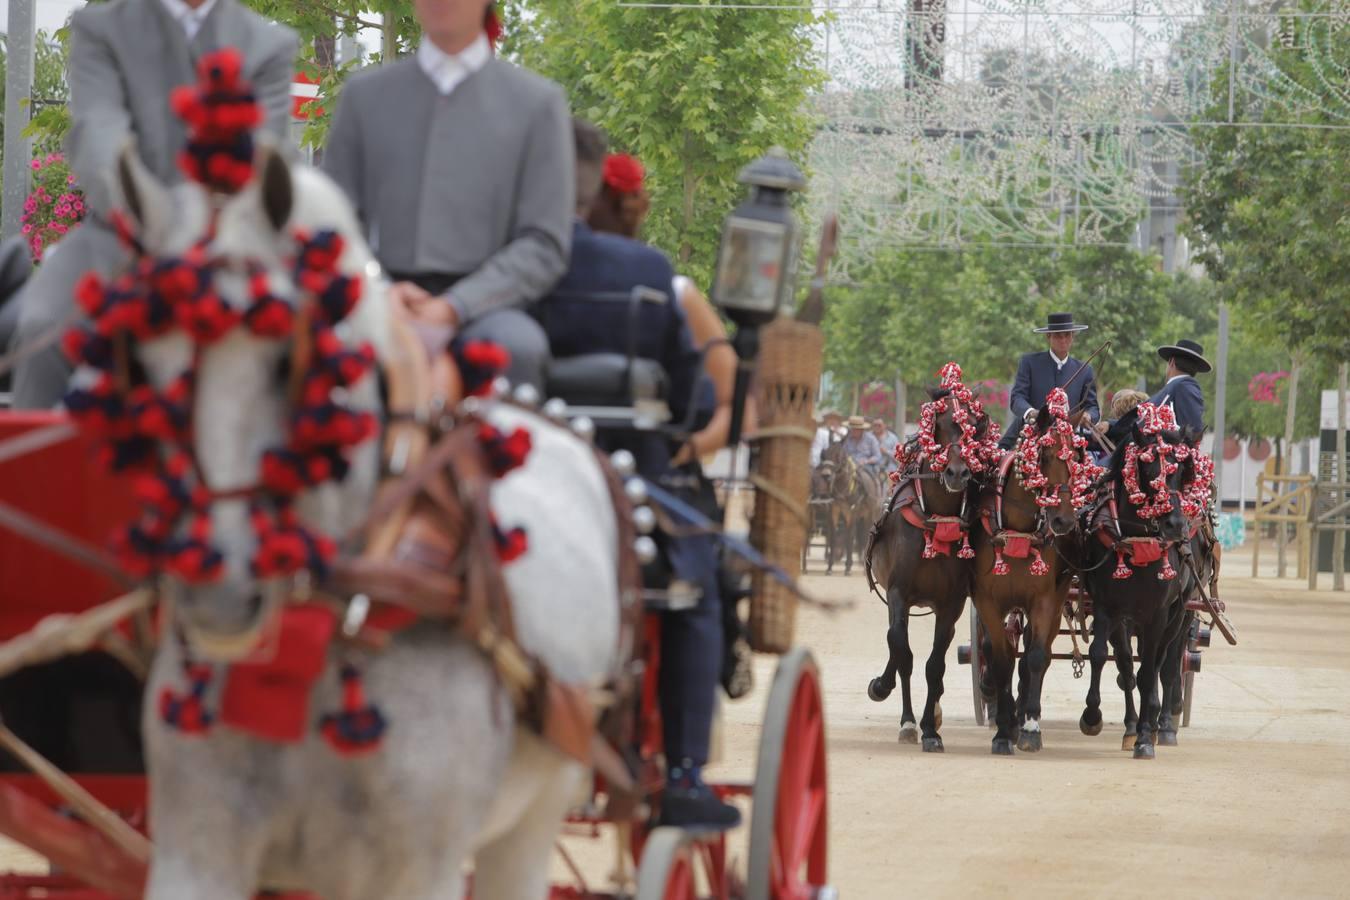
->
<box><xmin>1148</xmin><ymin>375</ymin><xmax>1205</xmax><ymax>434</ymax></box>
<box><xmin>540</xmin><ymin>222</ymin><xmax>701</xmax><ymax>476</ymax></box>
<box><xmin>1000</xmin><ymin>351</ymin><xmax>1100</xmax><ymax>447</ymax></box>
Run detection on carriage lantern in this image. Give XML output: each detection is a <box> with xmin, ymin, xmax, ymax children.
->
<box><xmin>711</xmin><ymin>147</ymin><xmax>806</xmax><ymax>329</ymax></box>
<box><xmin>712</xmin><ymin>148</ymin><xmax>807</xmax><ymax>447</ymax></box>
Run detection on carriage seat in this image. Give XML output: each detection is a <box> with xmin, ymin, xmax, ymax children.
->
<box><xmin>545</xmin><ymin>354</ymin><xmax>671</xmax><ymax>428</ymax></box>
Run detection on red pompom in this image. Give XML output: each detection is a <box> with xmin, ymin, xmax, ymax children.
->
<box><xmin>603</xmin><ymin>154</ymin><xmax>645</xmax><ymax>195</ymax></box>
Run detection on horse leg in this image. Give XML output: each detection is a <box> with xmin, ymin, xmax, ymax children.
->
<box><xmin>843</xmin><ymin>511</ymin><xmax>854</xmax><ymax>576</ymax></box>
<box><xmin>820</xmin><ymin>510</ymin><xmax>831</xmax><ymax>574</ymax></box>
<box><xmin>984</xmin><ymin>615</ymin><xmax>1018</xmax><ymax>756</ymax></box>
<box><xmin>1156</xmin><ymin>606</ymin><xmax>1188</xmax><ymax>747</ymax></box>
<box><xmin>918</xmin><ymin>600</ymin><xmax>961</xmax><ymax>752</ymax></box>
<box><xmin>867</xmin><ymin>584</ymin><xmax>902</xmax><ymax>703</ymax></box>
<box><xmin>473</xmin><ymin>742</ymin><xmax>588</xmax><ymax>900</ymax></box>
<box><xmin>1079</xmin><ymin>609</ymin><xmax>1110</xmax><ymax>736</ymax></box>
<box><xmin>1131</xmin><ymin>617</ymin><xmax>1166</xmax><ymax>760</ymax></box>
<box><xmin>1108</xmin><ymin>619</ymin><xmax>1138</xmax><ymax>749</ymax></box>
<box><xmin>1016</xmin><ymin>597</ymin><xmax>1061</xmax><ymax>753</ymax></box>
<box><xmin>893</xmin><ymin>602</ymin><xmax>919</xmax><ymax>743</ymax></box>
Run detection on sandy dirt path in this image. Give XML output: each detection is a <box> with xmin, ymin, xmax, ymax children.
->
<box><xmin>6</xmin><ymin>547</ymin><xmax>1349</xmax><ymax>898</ymax></box>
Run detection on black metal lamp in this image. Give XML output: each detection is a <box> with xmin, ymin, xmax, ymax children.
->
<box><xmin>710</xmin><ymin>148</ymin><xmax>807</xmax><ymax>447</ymax></box>
<box><xmin>711</xmin><ymin>148</ymin><xmax>807</xmax><ymax>328</ymax></box>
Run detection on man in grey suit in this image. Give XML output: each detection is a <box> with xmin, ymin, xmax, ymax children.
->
<box><xmin>321</xmin><ymin>0</ymin><xmax>573</xmax><ymax>391</ymax></box>
<box><xmin>8</xmin><ymin>0</ymin><xmax>297</xmax><ymax>409</ymax></box>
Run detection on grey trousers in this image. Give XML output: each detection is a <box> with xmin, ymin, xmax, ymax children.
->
<box><xmin>10</xmin><ymin>222</ymin><xmax>129</xmax><ymax>410</ymax></box>
<box><xmin>457</xmin><ymin>307</ymin><xmax>551</xmax><ymax>392</ymax></box>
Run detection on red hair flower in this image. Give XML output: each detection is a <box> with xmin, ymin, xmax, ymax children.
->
<box><xmin>603</xmin><ymin>154</ymin><xmax>645</xmax><ymax>195</ymax></box>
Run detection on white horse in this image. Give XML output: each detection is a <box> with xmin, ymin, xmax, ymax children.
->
<box><xmin>104</xmin><ymin>144</ymin><xmax>620</xmax><ymax>899</ymax></box>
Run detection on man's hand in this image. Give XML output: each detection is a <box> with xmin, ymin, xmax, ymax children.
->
<box><xmin>1023</xmin><ymin>407</ymin><xmax>1038</xmax><ymax>424</ymax></box>
<box><xmin>1094</xmin><ymin>420</ymin><xmax>1111</xmax><ymax>435</ymax></box>
<box><xmin>390</xmin><ymin>281</ymin><xmax>460</xmax><ymax>327</ymax></box>
<box><xmin>1072</xmin><ymin>410</ymin><xmax>1093</xmax><ymax>428</ymax></box>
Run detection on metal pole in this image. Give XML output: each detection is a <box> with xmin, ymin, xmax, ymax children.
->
<box><xmin>1335</xmin><ymin>362</ymin><xmax>1347</xmax><ymax>591</ymax></box>
<box><xmin>1211</xmin><ymin>303</ymin><xmax>1230</xmax><ymax>504</ymax></box>
<box><xmin>2</xmin><ymin>0</ymin><xmax>37</xmax><ymax>241</ymax></box>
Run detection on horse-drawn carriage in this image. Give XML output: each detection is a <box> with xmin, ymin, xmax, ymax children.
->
<box><xmin>0</xmin><ymin>58</ymin><xmax>833</xmax><ymax>900</ymax></box>
<box><xmin>865</xmin><ymin>370</ymin><xmax>1234</xmax><ymax>757</ymax></box>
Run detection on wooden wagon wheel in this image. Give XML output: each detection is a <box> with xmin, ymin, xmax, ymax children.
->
<box><xmin>968</xmin><ymin>608</ymin><xmax>987</xmax><ymax>727</ymax></box>
<box><xmin>747</xmin><ymin>648</ymin><xmax>830</xmax><ymax>900</ymax></box>
<box><xmin>1181</xmin><ymin>670</ymin><xmax>1196</xmax><ymax>728</ymax></box>
<box><xmin>635</xmin><ymin>827</ymin><xmax>699</xmax><ymax>900</ymax></box>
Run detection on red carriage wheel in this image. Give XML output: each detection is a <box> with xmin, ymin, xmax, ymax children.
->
<box><xmin>747</xmin><ymin>648</ymin><xmax>831</xmax><ymax>900</ymax></box>
<box><xmin>968</xmin><ymin>608</ymin><xmax>988</xmax><ymax>727</ymax></box>
<box><xmin>635</xmin><ymin>827</ymin><xmax>700</xmax><ymax>899</ymax></box>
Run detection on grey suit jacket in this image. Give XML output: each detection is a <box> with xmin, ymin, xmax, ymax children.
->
<box><xmin>322</xmin><ymin>57</ymin><xmax>574</xmax><ymax>323</ymax></box>
<box><xmin>66</xmin><ymin>0</ymin><xmax>297</xmax><ymax>216</ymax></box>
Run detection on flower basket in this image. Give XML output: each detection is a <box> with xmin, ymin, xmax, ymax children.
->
<box><xmin>22</xmin><ymin>153</ymin><xmax>86</xmax><ymax>263</ymax></box>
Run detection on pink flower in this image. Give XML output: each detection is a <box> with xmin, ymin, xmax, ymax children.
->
<box><xmin>29</xmin><ymin>159</ymin><xmax>41</xmax><ymax>171</ymax></box>
<box><xmin>53</xmin><ymin>224</ymin><xmax>68</xmax><ymax>235</ymax></box>
<box><xmin>21</xmin><ymin>225</ymin><xmax>32</xmax><ymax>235</ymax></box>
<box><xmin>67</xmin><ymin>174</ymin><xmax>76</xmax><ymax>185</ymax></box>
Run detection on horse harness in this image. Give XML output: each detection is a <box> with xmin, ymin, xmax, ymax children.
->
<box><xmin>977</xmin><ymin>453</ymin><xmax>1056</xmax><ymax>575</ymax></box>
<box><xmin>318</xmin><ymin>312</ymin><xmax>643</xmax><ymax>806</ymax></box>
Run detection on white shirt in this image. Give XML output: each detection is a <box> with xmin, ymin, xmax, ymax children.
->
<box><xmin>159</xmin><ymin>0</ymin><xmax>219</xmax><ymax>40</ymax></box>
<box><xmin>1049</xmin><ymin>350</ymin><xmax>1069</xmax><ymax>370</ymax></box>
<box><xmin>417</xmin><ymin>34</ymin><xmax>492</xmax><ymax>96</ymax></box>
<box><xmin>1165</xmin><ymin>374</ymin><xmax>1189</xmax><ymax>385</ymax></box>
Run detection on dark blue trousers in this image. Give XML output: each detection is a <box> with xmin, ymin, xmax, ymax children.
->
<box><xmin>659</xmin><ymin>529</ymin><xmax>723</xmax><ymax>768</ymax></box>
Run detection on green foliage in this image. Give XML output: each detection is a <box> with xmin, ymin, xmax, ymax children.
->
<box><xmin>825</xmin><ymin>240</ymin><xmax>1195</xmax><ymax>418</ymax></box>
<box><xmin>1181</xmin><ymin>0</ymin><xmax>1350</xmax><ymax>368</ymax></box>
<box><xmin>508</xmin><ymin>0</ymin><xmax>826</xmax><ymax>288</ymax></box>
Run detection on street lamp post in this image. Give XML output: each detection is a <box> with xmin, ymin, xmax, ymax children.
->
<box><xmin>2</xmin><ymin>0</ymin><xmax>37</xmax><ymax>241</ymax></box>
<box><xmin>710</xmin><ymin>147</ymin><xmax>807</xmax><ymax>447</ymax></box>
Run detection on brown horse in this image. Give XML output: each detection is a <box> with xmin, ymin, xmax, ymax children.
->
<box><xmin>812</xmin><ymin>440</ymin><xmax>882</xmax><ymax>576</ymax></box>
<box><xmin>864</xmin><ymin>387</ymin><xmax>994</xmax><ymax>752</ymax></box>
<box><xmin>970</xmin><ymin>405</ymin><xmax>1088</xmax><ymax>755</ymax></box>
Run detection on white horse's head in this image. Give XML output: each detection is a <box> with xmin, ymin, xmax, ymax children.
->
<box><xmin>97</xmin><ymin>144</ymin><xmax>389</xmax><ymax>658</ymax></box>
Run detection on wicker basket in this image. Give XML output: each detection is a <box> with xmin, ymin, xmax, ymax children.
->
<box><xmin>747</xmin><ymin>317</ymin><xmax>823</xmax><ymax>653</ymax></box>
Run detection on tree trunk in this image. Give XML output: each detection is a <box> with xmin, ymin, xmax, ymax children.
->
<box><xmin>680</xmin><ymin>153</ymin><xmax>697</xmax><ymax>266</ymax></box>
<box><xmin>1276</xmin><ymin>359</ymin><xmax>1300</xmax><ymax>576</ymax></box>
<box><xmin>382</xmin><ymin>15</ymin><xmax>399</xmax><ymax>64</ymax></box>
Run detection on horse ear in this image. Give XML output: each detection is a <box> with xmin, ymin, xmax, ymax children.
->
<box><xmin>114</xmin><ymin>141</ymin><xmax>172</xmax><ymax>245</ymax></box>
<box><xmin>255</xmin><ymin>143</ymin><xmax>294</xmax><ymax>233</ymax></box>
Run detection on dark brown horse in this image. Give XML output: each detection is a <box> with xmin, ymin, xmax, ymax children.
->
<box><xmin>812</xmin><ymin>440</ymin><xmax>882</xmax><ymax>576</ymax></box>
<box><xmin>970</xmin><ymin>405</ymin><xmax>1090</xmax><ymax>755</ymax></box>
<box><xmin>864</xmin><ymin>387</ymin><xmax>995</xmax><ymax>752</ymax></box>
<box><xmin>1077</xmin><ymin>417</ymin><xmax>1201</xmax><ymax>759</ymax></box>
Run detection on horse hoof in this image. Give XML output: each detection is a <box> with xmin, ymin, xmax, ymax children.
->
<box><xmin>991</xmin><ymin>738</ymin><xmax>1015</xmax><ymax>756</ymax></box>
<box><xmin>1158</xmin><ymin>729</ymin><xmax>1178</xmax><ymax>747</ymax></box>
<box><xmin>922</xmin><ymin>736</ymin><xmax>944</xmax><ymax>753</ymax></box>
<box><xmin>1121</xmin><ymin>733</ymin><xmax>1137</xmax><ymax>752</ymax></box>
<box><xmin>1133</xmin><ymin>742</ymin><xmax>1156</xmax><ymax>760</ymax></box>
<box><xmin>1017</xmin><ymin>730</ymin><xmax>1043</xmax><ymax>753</ymax></box>
<box><xmin>898</xmin><ymin>722</ymin><xmax>919</xmax><ymax>744</ymax></box>
<box><xmin>1079</xmin><ymin>711</ymin><xmax>1104</xmax><ymax>736</ymax></box>
<box><xmin>867</xmin><ymin>678</ymin><xmax>893</xmax><ymax>703</ymax></box>
<box><xmin>1117</xmin><ymin>673</ymin><xmax>1135</xmax><ymax>691</ymax></box>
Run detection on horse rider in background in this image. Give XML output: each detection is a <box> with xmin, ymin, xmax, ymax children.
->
<box><xmin>872</xmin><ymin>416</ymin><xmax>901</xmax><ymax>479</ymax></box>
<box><xmin>8</xmin><ymin>0</ymin><xmax>297</xmax><ymax>408</ymax></box>
<box><xmin>842</xmin><ymin>415</ymin><xmax>884</xmax><ymax>480</ymax></box>
<box><xmin>1000</xmin><ymin>312</ymin><xmax>1100</xmax><ymax>450</ymax></box>
<box><xmin>810</xmin><ymin>408</ymin><xmax>845</xmax><ymax>468</ymax></box>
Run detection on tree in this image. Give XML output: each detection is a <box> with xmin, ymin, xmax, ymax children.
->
<box><xmin>1181</xmin><ymin>0</ymin><xmax>1350</xmax><ymax>368</ymax></box>
<box><xmin>0</xmin><ymin>29</ymin><xmax>77</xmax><ymax>188</ymax></box>
<box><xmin>506</xmin><ymin>0</ymin><xmax>826</xmax><ymax>288</ymax></box>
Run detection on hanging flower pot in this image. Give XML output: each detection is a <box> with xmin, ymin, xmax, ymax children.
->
<box><xmin>1248</xmin><ymin>437</ymin><xmax>1272</xmax><ymax>461</ymax></box>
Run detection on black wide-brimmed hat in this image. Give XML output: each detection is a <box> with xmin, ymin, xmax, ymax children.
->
<box><xmin>1157</xmin><ymin>339</ymin><xmax>1212</xmax><ymax>373</ymax></box>
<box><xmin>1033</xmin><ymin>312</ymin><xmax>1089</xmax><ymax>334</ymax></box>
